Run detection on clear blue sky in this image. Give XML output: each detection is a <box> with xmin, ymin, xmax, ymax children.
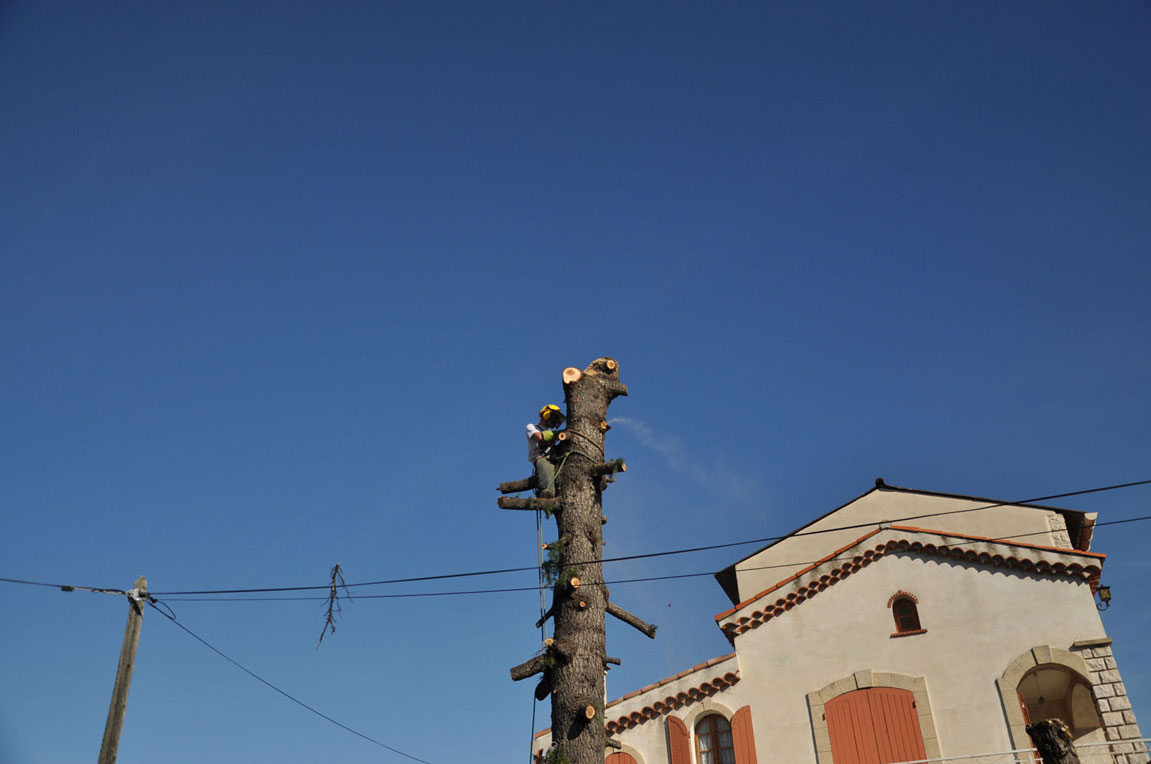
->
<box><xmin>2</xmin><ymin>3</ymin><xmax>1149</xmax><ymax>762</ymax></box>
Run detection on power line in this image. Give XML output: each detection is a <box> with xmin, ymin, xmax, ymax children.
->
<box><xmin>4</xmin><ymin>480</ymin><xmax>1147</xmax><ymax>602</ymax></box>
<box><xmin>149</xmin><ymin>477</ymin><xmax>1151</xmax><ymax>596</ymax></box>
<box><xmin>148</xmin><ymin>601</ymin><xmax>434</xmax><ymax>764</ymax></box>
<box><xmin>5</xmin><ymin>512</ymin><xmax>1149</xmax><ymax>606</ymax></box>
<box><xmin>151</xmin><ymin>513</ymin><xmax>1151</xmax><ymax>604</ymax></box>
<box><xmin>0</xmin><ymin>576</ymin><xmax>126</xmax><ymax>596</ymax></box>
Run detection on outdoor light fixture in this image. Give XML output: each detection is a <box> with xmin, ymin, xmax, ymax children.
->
<box><xmin>1096</xmin><ymin>585</ymin><xmax>1112</xmax><ymax>611</ymax></box>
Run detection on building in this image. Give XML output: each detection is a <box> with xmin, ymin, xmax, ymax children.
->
<box><xmin>534</xmin><ymin>480</ymin><xmax>1146</xmax><ymax>764</ymax></box>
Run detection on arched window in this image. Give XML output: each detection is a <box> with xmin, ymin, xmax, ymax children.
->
<box><xmin>695</xmin><ymin>714</ymin><xmax>735</xmax><ymax>764</ymax></box>
<box><xmin>887</xmin><ymin>591</ymin><xmax>925</xmax><ymax>637</ymax></box>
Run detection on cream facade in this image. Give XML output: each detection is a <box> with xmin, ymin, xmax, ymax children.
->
<box><xmin>533</xmin><ymin>482</ymin><xmax>1145</xmax><ymax>764</ymax></box>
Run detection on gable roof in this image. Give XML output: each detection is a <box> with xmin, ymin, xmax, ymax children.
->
<box><xmin>713</xmin><ymin>479</ymin><xmax>1095</xmax><ymax>604</ymax></box>
<box><xmin>714</xmin><ymin>524</ymin><xmax>1105</xmax><ymax>642</ymax></box>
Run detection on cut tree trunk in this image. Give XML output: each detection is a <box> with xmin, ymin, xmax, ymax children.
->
<box><xmin>548</xmin><ymin>358</ymin><xmax>630</xmax><ymax>764</ymax></box>
<box><xmin>1026</xmin><ymin>720</ymin><xmax>1081</xmax><ymax>764</ymax></box>
<box><xmin>502</xmin><ymin>358</ymin><xmax>653</xmax><ymax>764</ymax></box>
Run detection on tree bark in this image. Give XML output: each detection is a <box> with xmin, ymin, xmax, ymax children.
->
<box><xmin>606</xmin><ymin>600</ymin><xmax>657</xmax><ymax>638</ymax></box>
<box><xmin>502</xmin><ymin>358</ymin><xmax>652</xmax><ymax>764</ymax></box>
<box><xmin>1026</xmin><ymin>720</ymin><xmax>1081</xmax><ymax>764</ymax></box>
<box><xmin>499</xmin><ymin>476</ymin><xmax>538</xmax><ymax>494</ymax></box>
<box><xmin>498</xmin><ymin>496</ymin><xmax>561</xmax><ymax>512</ymax></box>
<box><xmin>546</xmin><ymin>358</ymin><xmax>630</xmax><ymax>764</ymax></box>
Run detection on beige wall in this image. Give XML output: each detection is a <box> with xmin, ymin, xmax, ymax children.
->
<box><xmin>733</xmin><ymin>489</ymin><xmax>1075</xmax><ymax>603</ymax></box>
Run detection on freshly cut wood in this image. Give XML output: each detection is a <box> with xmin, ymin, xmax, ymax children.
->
<box><xmin>499</xmin><ymin>476</ymin><xmax>538</xmax><ymax>494</ymax></box>
<box><xmin>498</xmin><ymin>496</ymin><xmax>561</xmax><ymax>511</ymax></box>
<box><xmin>562</xmin><ymin>367</ymin><xmax>582</xmax><ymax>385</ymax></box>
<box><xmin>569</xmin><ymin>577</ymin><xmax>581</xmax><ymax>589</ymax></box>
<box><xmin>557</xmin><ymin>431</ymin><xmax>569</xmax><ymax>441</ymax></box>
<box><xmin>606</xmin><ymin>601</ymin><xmax>657</xmax><ymax>638</ymax></box>
<box><xmin>584</xmin><ymin>705</ymin><xmax>596</xmax><ymax>720</ymax></box>
<box><xmin>598</xmin><ymin>420</ymin><xmax>611</xmax><ymax>432</ymax></box>
<box><xmin>592</xmin><ymin>460</ymin><xmax>626</xmax><ymax>477</ymax></box>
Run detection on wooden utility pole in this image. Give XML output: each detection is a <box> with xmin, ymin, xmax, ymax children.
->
<box><xmin>1026</xmin><ymin>720</ymin><xmax>1081</xmax><ymax>764</ymax></box>
<box><xmin>502</xmin><ymin>358</ymin><xmax>656</xmax><ymax>764</ymax></box>
<box><xmin>98</xmin><ymin>576</ymin><xmax>147</xmax><ymax>764</ymax></box>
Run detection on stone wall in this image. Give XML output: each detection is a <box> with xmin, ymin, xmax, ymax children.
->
<box><xmin>1072</xmin><ymin>638</ymin><xmax>1147</xmax><ymax>764</ymax></box>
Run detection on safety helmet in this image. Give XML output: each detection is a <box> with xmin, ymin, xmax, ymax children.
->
<box><xmin>539</xmin><ymin>404</ymin><xmax>564</xmax><ymax>424</ymax></box>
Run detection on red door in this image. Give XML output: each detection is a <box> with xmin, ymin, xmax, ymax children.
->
<box><xmin>605</xmin><ymin>754</ymin><xmax>636</xmax><ymax>764</ymax></box>
<box><xmin>826</xmin><ymin>688</ymin><xmax>927</xmax><ymax>764</ymax></box>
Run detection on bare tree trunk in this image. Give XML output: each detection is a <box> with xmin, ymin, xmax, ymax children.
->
<box><xmin>1026</xmin><ymin>720</ymin><xmax>1081</xmax><ymax>764</ymax></box>
<box><xmin>549</xmin><ymin>358</ymin><xmax>627</xmax><ymax>764</ymax></box>
<box><xmin>504</xmin><ymin>358</ymin><xmax>653</xmax><ymax>764</ymax></box>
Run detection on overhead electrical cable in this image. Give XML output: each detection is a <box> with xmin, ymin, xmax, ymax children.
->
<box><xmin>148</xmin><ymin>601</ymin><xmax>434</xmax><ymax>764</ymax></box>
<box><xmin>0</xmin><ymin>576</ymin><xmax>126</xmax><ymax>595</ymax></box>
<box><xmin>149</xmin><ymin>477</ymin><xmax>1151</xmax><ymax>597</ymax></box>
<box><xmin>5</xmin><ymin>514</ymin><xmax>1149</xmax><ymax>605</ymax></box>
<box><xmin>152</xmin><ymin>513</ymin><xmax>1151</xmax><ymax>604</ymax></box>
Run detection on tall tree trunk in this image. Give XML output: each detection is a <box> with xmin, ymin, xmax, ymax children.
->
<box><xmin>504</xmin><ymin>358</ymin><xmax>653</xmax><ymax>764</ymax></box>
<box><xmin>548</xmin><ymin>357</ymin><xmax>628</xmax><ymax>764</ymax></box>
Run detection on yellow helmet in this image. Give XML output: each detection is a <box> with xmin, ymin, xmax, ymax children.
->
<box><xmin>539</xmin><ymin>404</ymin><xmax>564</xmax><ymax>424</ymax></box>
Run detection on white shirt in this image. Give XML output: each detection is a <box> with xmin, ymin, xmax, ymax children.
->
<box><xmin>526</xmin><ymin>423</ymin><xmax>545</xmax><ymax>462</ymax></box>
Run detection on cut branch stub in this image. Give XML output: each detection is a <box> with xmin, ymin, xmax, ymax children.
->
<box><xmin>605</xmin><ymin>738</ymin><xmax>623</xmax><ymax>750</ymax></box>
<box><xmin>499</xmin><ymin>476</ymin><xmax>537</xmax><ymax>494</ymax></box>
<box><xmin>510</xmin><ymin>653</ymin><xmax>550</xmax><ymax>681</ymax></box>
<box><xmin>583</xmin><ymin>704</ymin><xmax>597</xmax><ymax>721</ymax></box>
<box><xmin>591</xmin><ymin>459</ymin><xmax>626</xmax><ymax>477</ymax></box>
<box><xmin>498</xmin><ymin>496</ymin><xmax>561</xmax><ymax>512</ymax></box>
<box><xmin>562</xmin><ymin>367</ymin><xmax>582</xmax><ymax>385</ymax></box>
<box><xmin>606</xmin><ymin>600</ymin><xmax>657</xmax><ymax>639</ymax></box>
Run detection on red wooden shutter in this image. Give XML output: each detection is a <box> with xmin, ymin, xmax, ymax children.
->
<box><xmin>827</xmin><ymin>690</ymin><xmax>879</xmax><ymax>764</ymax></box>
<box><xmin>606</xmin><ymin>754</ymin><xmax>637</xmax><ymax>764</ymax></box>
<box><xmin>668</xmin><ymin>715</ymin><xmax>691</xmax><ymax>764</ymax></box>
<box><xmin>867</xmin><ymin>688</ymin><xmax>927</xmax><ymax>763</ymax></box>
<box><xmin>731</xmin><ymin>705</ymin><xmax>759</xmax><ymax>764</ymax></box>
<box><xmin>826</xmin><ymin>688</ymin><xmax>926</xmax><ymax>764</ymax></box>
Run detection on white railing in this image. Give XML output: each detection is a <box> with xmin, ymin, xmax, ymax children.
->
<box><xmin>893</xmin><ymin>738</ymin><xmax>1150</xmax><ymax>764</ymax></box>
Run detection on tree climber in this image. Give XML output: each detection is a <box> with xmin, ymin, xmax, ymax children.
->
<box><xmin>527</xmin><ymin>404</ymin><xmax>565</xmax><ymax>498</ymax></box>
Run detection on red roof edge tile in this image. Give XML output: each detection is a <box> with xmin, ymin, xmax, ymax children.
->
<box><xmin>714</xmin><ymin>528</ymin><xmax>884</xmax><ymax>620</ymax></box>
<box><xmin>887</xmin><ymin>525</ymin><xmax>1107</xmax><ymax>560</ymax></box>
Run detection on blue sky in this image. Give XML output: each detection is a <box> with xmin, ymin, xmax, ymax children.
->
<box><xmin>2</xmin><ymin>2</ymin><xmax>1149</xmax><ymax>762</ymax></box>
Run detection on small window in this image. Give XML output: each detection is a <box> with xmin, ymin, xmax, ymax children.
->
<box><xmin>695</xmin><ymin>714</ymin><xmax>735</xmax><ymax>764</ymax></box>
<box><xmin>887</xmin><ymin>591</ymin><xmax>925</xmax><ymax>637</ymax></box>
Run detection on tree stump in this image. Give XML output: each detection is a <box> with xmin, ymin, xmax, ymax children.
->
<box><xmin>1026</xmin><ymin>720</ymin><xmax>1081</xmax><ymax>764</ymax></box>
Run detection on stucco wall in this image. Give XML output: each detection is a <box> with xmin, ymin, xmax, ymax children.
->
<box><xmin>733</xmin><ymin>489</ymin><xmax>1075</xmax><ymax>602</ymax></box>
<box><xmin>732</xmin><ymin>550</ymin><xmax>1107</xmax><ymax>763</ymax></box>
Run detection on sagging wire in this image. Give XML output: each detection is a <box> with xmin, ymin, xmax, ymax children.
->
<box><xmin>146</xmin><ymin>597</ymin><xmax>434</xmax><ymax>764</ymax></box>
